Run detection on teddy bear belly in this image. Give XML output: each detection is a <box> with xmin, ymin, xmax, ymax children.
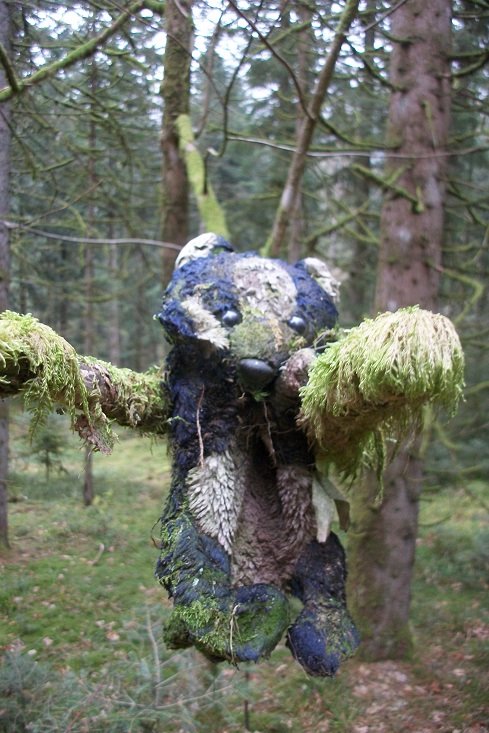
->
<box><xmin>229</xmin><ymin>461</ymin><xmax>316</xmax><ymax>588</ymax></box>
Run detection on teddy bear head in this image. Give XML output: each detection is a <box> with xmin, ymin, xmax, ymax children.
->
<box><xmin>157</xmin><ymin>234</ymin><xmax>339</xmax><ymax>393</ymax></box>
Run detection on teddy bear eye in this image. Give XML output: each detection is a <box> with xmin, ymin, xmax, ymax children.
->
<box><xmin>222</xmin><ymin>309</ymin><xmax>241</xmax><ymax>327</ymax></box>
<box><xmin>288</xmin><ymin>315</ymin><xmax>307</xmax><ymax>334</ymax></box>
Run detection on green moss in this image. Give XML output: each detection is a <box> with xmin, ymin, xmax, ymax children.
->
<box><xmin>229</xmin><ymin>307</ymin><xmax>283</xmax><ymax>363</ymax></box>
<box><xmin>176</xmin><ymin>114</ymin><xmax>229</xmax><ymax>237</ymax></box>
<box><xmin>300</xmin><ymin>307</ymin><xmax>465</xmax><ymax>482</ymax></box>
<box><xmin>0</xmin><ymin>311</ymin><xmax>169</xmax><ymax>451</ymax></box>
<box><xmin>165</xmin><ymin>590</ymin><xmax>290</xmax><ymax>665</ymax></box>
<box><xmin>0</xmin><ymin>311</ymin><xmax>94</xmax><ymax>436</ymax></box>
<box><xmin>82</xmin><ymin>357</ymin><xmax>169</xmax><ymax>436</ymax></box>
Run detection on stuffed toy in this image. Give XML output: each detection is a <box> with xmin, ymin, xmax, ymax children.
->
<box><xmin>155</xmin><ymin>233</ymin><xmax>359</xmax><ymax>677</ymax></box>
<box><xmin>153</xmin><ymin>232</ymin><xmax>464</xmax><ymax>677</ymax></box>
<box><xmin>0</xmin><ymin>232</ymin><xmax>463</xmax><ymax>678</ymax></box>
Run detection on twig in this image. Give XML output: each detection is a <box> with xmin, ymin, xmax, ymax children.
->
<box><xmin>89</xmin><ymin>542</ymin><xmax>105</xmax><ymax>566</ymax></box>
<box><xmin>2</xmin><ymin>220</ymin><xmax>181</xmax><ymax>251</ymax></box>
<box><xmin>226</xmin><ymin>135</ymin><xmax>487</xmax><ymax>159</ymax></box>
<box><xmin>196</xmin><ymin>385</ymin><xmax>206</xmax><ymax>467</ymax></box>
<box><xmin>362</xmin><ymin>0</ymin><xmax>411</xmax><ymax>32</ymax></box>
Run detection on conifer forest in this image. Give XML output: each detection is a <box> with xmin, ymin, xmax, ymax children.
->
<box><xmin>0</xmin><ymin>2</ymin><xmax>488</xmax><ymax>732</ymax></box>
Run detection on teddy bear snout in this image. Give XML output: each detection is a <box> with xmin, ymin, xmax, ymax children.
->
<box><xmin>238</xmin><ymin>358</ymin><xmax>276</xmax><ymax>391</ymax></box>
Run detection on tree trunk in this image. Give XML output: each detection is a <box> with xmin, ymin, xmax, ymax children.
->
<box><xmin>108</xmin><ymin>240</ymin><xmax>121</xmax><ymax>366</ymax></box>
<box><xmin>0</xmin><ymin>0</ymin><xmax>12</xmax><ymax>548</ymax></box>
<box><xmin>267</xmin><ymin>0</ymin><xmax>359</xmax><ymax>258</ymax></box>
<box><xmin>347</xmin><ymin>0</ymin><xmax>452</xmax><ymax>659</ymax></box>
<box><xmin>83</xmin><ymin>54</ymin><xmax>98</xmax><ymax>507</ymax></box>
<box><xmin>161</xmin><ymin>0</ymin><xmax>193</xmax><ymax>282</ymax></box>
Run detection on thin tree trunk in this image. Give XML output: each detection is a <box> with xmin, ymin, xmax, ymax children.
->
<box><xmin>83</xmin><ymin>55</ymin><xmax>98</xmax><ymax>507</ymax></box>
<box><xmin>288</xmin><ymin>2</ymin><xmax>314</xmax><ymax>263</ymax></box>
<box><xmin>347</xmin><ymin>0</ymin><xmax>452</xmax><ymax>659</ymax></box>
<box><xmin>160</xmin><ymin>0</ymin><xmax>193</xmax><ymax>283</ymax></box>
<box><xmin>346</xmin><ymin>0</ymin><xmax>376</xmax><ymax>322</ymax></box>
<box><xmin>267</xmin><ymin>0</ymin><xmax>359</xmax><ymax>258</ymax></box>
<box><xmin>108</xmin><ymin>239</ymin><xmax>121</xmax><ymax>366</ymax></box>
<box><xmin>0</xmin><ymin>0</ymin><xmax>12</xmax><ymax>548</ymax></box>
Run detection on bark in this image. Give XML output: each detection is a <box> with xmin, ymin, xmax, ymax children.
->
<box><xmin>288</xmin><ymin>3</ymin><xmax>314</xmax><ymax>263</ymax></box>
<box><xmin>347</xmin><ymin>0</ymin><xmax>452</xmax><ymax>660</ymax></box>
<box><xmin>161</xmin><ymin>0</ymin><xmax>193</xmax><ymax>283</ymax></box>
<box><xmin>348</xmin><ymin>447</ymin><xmax>422</xmax><ymax>659</ymax></box>
<box><xmin>0</xmin><ymin>0</ymin><xmax>11</xmax><ymax>548</ymax></box>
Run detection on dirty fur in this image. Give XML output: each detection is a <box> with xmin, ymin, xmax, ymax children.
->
<box><xmin>155</xmin><ymin>235</ymin><xmax>358</xmax><ymax>675</ymax></box>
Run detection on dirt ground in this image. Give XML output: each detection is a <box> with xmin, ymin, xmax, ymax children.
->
<box><xmin>342</xmin><ymin>616</ymin><xmax>489</xmax><ymax>733</ymax></box>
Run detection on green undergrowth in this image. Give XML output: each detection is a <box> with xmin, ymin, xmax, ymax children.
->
<box><xmin>1</xmin><ymin>410</ymin><xmax>488</xmax><ymax>732</ymax></box>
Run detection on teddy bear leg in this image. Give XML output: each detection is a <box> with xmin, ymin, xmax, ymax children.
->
<box><xmin>156</xmin><ymin>511</ymin><xmax>289</xmax><ymax>664</ymax></box>
<box><xmin>286</xmin><ymin>533</ymin><xmax>360</xmax><ymax>676</ymax></box>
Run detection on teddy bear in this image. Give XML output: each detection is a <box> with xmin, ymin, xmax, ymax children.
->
<box><xmin>0</xmin><ymin>232</ymin><xmax>463</xmax><ymax>678</ymax></box>
<box><xmin>154</xmin><ymin>232</ymin><xmax>360</xmax><ymax>677</ymax></box>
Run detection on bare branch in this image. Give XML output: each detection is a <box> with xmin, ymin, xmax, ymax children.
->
<box><xmin>1</xmin><ymin>221</ymin><xmax>181</xmax><ymax>251</ymax></box>
<box><xmin>265</xmin><ymin>0</ymin><xmax>361</xmax><ymax>257</ymax></box>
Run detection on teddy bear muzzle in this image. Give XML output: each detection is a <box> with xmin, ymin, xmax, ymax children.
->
<box><xmin>238</xmin><ymin>358</ymin><xmax>276</xmax><ymax>391</ymax></box>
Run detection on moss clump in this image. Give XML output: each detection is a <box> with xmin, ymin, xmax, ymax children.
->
<box><xmin>0</xmin><ymin>311</ymin><xmax>96</xmax><ymax>436</ymax></box>
<box><xmin>163</xmin><ymin>587</ymin><xmax>290</xmax><ymax>665</ymax></box>
<box><xmin>300</xmin><ymin>307</ymin><xmax>464</xmax><ymax>481</ymax></box>
<box><xmin>0</xmin><ymin>311</ymin><xmax>169</xmax><ymax>450</ymax></box>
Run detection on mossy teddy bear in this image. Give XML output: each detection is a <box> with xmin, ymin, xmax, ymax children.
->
<box><xmin>154</xmin><ymin>233</ymin><xmax>464</xmax><ymax>677</ymax></box>
<box><xmin>0</xmin><ymin>234</ymin><xmax>464</xmax><ymax>678</ymax></box>
<box><xmin>155</xmin><ymin>232</ymin><xmax>359</xmax><ymax>677</ymax></box>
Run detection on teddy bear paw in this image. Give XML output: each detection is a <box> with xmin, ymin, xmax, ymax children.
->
<box><xmin>163</xmin><ymin>583</ymin><xmax>290</xmax><ymax>665</ymax></box>
<box><xmin>286</xmin><ymin>601</ymin><xmax>360</xmax><ymax>677</ymax></box>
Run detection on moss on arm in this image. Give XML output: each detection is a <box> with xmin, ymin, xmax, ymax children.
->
<box><xmin>300</xmin><ymin>307</ymin><xmax>464</xmax><ymax>482</ymax></box>
<box><xmin>0</xmin><ymin>311</ymin><xmax>170</xmax><ymax>451</ymax></box>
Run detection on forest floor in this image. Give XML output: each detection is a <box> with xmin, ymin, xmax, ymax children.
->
<box><xmin>1</xmin><ymin>413</ymin><xmax>488</xmax><ymax>733</ymax></box>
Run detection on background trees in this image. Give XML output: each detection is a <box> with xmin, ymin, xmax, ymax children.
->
<box><xmin>0</xmin><ymin>0</ymin><xmax>487</xmax><ymax>665</ymax></box>
<box><xmin>0</xmin><ymin>0</ymin><xmax>12</xmax><ymax>547</ymax></box>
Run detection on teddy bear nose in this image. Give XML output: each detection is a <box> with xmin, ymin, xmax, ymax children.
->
<box><xmin>238</xmin><ymin>359</ymin><xmax>276</xmax><ymax>391</ymax></box>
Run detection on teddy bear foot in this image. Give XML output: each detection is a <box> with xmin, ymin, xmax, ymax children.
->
<box><xmin>286</xmin><ymin>601</ymin><xmax>360</xmax><ymax>677</ymax></box>
<box><xmin>163</xmin><ymin>583</ymin><xmax>290</xmax><ymax>665</ymax></box>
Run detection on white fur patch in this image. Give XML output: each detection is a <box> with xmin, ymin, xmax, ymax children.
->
<box><xmin>181</xmin><ymin>296</ymin><xmax>229</xmax><ymax>349</ymax></box>
<box><xmin>302</xmin><ymin>257</ymin><xmax>341</xmax><ymax>304</ymax></box>
<box><xmin>175</xmin><ymin>233</ymin><xmax>222</xmax><ymax>268</ymax></box>
<box><xmin>187</xmin><ymin>449</ymin><xmax>247</xmax><ymax>553</ymax></box>
<box><xmin>233</xmin><ymin>257</ymin><xmax>297</xmax><ymax>317</ymax></box>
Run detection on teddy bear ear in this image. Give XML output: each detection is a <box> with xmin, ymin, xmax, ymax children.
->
<box><xmin>299</xmin><ymin>257</ymin><xmax>341</xmax><ymax>305</ymax></box>
<box><xmin>174</xmin><ymin>232</ymin><xmax>234</xmax><ymax>269</ymax></box>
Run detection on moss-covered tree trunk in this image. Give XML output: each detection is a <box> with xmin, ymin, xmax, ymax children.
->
<box><xmin>0</xmin><ymin>0</ymin><xmax>12</xmax><ymax>548</ymax></box>
<box><xmin>160</xmin><ymin>0</ymin><xmax>193</xmax><ymax>282</ymax></box>
<box><xmin>347</xmin><ymin>0</ymin><xmax>452</xmax><ymax>659</ymax></box>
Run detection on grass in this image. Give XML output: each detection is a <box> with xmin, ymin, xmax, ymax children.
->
<box><xmin>1</xmin><ymin>410</ymin><xmax>488</xmax><ymax>732</ymax></box>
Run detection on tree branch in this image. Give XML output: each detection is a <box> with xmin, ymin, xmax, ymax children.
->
<box><xmin>0</xmin><ymin>311</ymin><xmax>169</xmax><ymax>452</ymax></box>
<box><xmin>0</xmin><ymin>1</ymin><xmax>146</xmax><ymax>102</ymax></box>
<box><xmin>265</xmin><ymin>0</ymin><xmax>360</xmax><ymax>257</ymax></box>
<box><xmin>176</xmin><ymin>114</ymin><xmax>229</xmax><ymax>237</ymax></box>
<box><xmin>1</xmin><ymin>220</ymin><xmax>181</xmax><ymax>251</ymax></box>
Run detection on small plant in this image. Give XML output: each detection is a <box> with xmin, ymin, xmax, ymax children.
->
<box><xmin>30</xmin><ymin>417</ymin><xmax>69</xmax><ymax>479</ymax></box>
